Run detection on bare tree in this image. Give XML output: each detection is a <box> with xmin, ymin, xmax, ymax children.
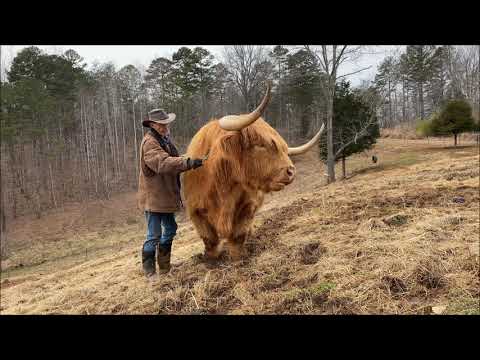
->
<box><xmin>223</xmin><ymin>46</ymin><xmax>269</xmax><ymax>112</ymax></box>
<box><xmin>304</xmin><ymin>45</ymin><xmax>371</xmax><ymax>183</ymax></box>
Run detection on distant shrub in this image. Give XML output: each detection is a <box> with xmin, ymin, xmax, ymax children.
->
<box><xmin>415</xmin><ymin>117</ymin><xmax>434</xmax><ymax>137</ymax></box>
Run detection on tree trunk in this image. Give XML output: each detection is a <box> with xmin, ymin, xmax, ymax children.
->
<box><xmin>48</xmin><ymin>162</ymin><xmax>57</xmax><ymax>208</ymax></box>
<box><xmin>287</xmin><ymin>103</ymin><xmax>291</xmax><ymax>144</ymax></box>
<box><xmin>121</xmin><ymin>106</ymin><xmax>127</xmax><ymax>174</ymax></box>
<box><xmin>326</xmin><ymin>88</ymin><xmax>335</xmax><ymax>183</ymax></box>
<box><xmin>394</xmin><ymin>89</ymin><xmax>397</xmax><ymax>124</ymax></box>
<box><xmin>82</xmin><ymin>96</ymin><xmax>92</xmax><ymax>182</ymax></box>
<box><xmin>103</xmin><ymin>125</ymin><xmax>109</xmax><ymax>199</ymax></box>
<box><xmin>419</xmin><ymin>82</ymin><xmax>425</xmax><ymax>120</ymax></box>
<box><xmin>0</xmin><ymin>152</ymin><xmax>8</xmax><ymax>247</ymax></box>
<box><xmin>454</xmin><ymin>133</ymin><xmax>457</xmax><ymax>147</ymax></box>
<box><xmin>132</xmin><ymin>100</ymin><xmax>139</xmax><ymax>186</ymax></box>
<box><xmin>45</xmin><ymin>129</ymin><xmax>57</xmax><ymax>208</ymax></box>
<box><xmin>92</xmin><ymin>99</ymin><xmax>99</xmax><ymax>196</ymax></box>
<box><xmin>112</xmin><ymin>90</ymin><xmax>120</xmax><ymax>180</ymax></box>
<box><xmin>279</xmin><ymin>61</ymin><xmax>283</xmax><ymax>129</ymax></box>
<box><xmin>388</xmin><ymin>79</ymin><xmax>393</xmax><ymax>123</ymax></box>
<box><xmin>341</xmin><ymin>155</ymin><xmax>346</xmax><ymax>180</ymax></box>
<box><xmin>402</xmin><ymin>79</ymin><xmax>406</xmax><ymax>122</ymax></box>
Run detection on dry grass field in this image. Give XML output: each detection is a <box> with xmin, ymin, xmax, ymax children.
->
<box><xmin>1</xmin><ymin>138</ymin><xmax>478</xmax><ymax>315</ymax></box>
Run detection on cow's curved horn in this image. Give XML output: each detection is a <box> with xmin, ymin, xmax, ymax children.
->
<box><xmin>288</xmin><ymin>123</ymin><xmax>326</xmax><ymax>156</ymax></box>
<box><xmin>218</xmin><ymin>82</ymin><xmax>272</xmax><ymax>131</ymax></box>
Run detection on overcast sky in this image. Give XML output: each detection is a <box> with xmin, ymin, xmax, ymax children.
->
<box><xmin>1</xmin><ymin>45</ymin><xmax>401</xmax><ymax>86</ymax></box>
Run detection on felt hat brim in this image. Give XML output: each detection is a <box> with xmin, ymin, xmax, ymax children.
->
<box><xmin>142</xmin><ymin>113</ymin><xmax>176</xmax><ymax>127</ymax></box>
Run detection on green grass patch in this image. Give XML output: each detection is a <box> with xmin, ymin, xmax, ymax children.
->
<box><xmin>310</xmin><ymin>282</ymin><xmax>336</xmax><ymax>295</ymax></box>
<box><xmin>446</xmin><ymin>297</ymin><xmax>480</xmax><ymax>315</ymax></box>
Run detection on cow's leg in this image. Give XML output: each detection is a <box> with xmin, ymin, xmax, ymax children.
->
<box><xmin>227</xmin><ymin>216</ymin><xmax>255</xmax><ymax>261</ymax></box>
<box><xmin>189</xmin><ymin>208</ymin><xmax>221</xmax><ymax>259</ymax></box>
<box><xmin>204</xmin><ymin>239</ymin><xmax>222</xmax><ymax>259</ymax></box>
<box><xmin>226</xmin><ymin>232</ymin><xmax>249</xmax><ymax>261</ymax></box>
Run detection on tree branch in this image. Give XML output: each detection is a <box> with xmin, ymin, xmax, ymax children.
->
<box><xmin>334</xmin><ymin>127</ymin><xmax>369</xmax><ymax>159</ymax></box>
<box><xmin>334</xmin><ymin>112</ymin><xmax>378</xmax><ymax>159</ymax></box>
<box><xmin>337</xmin><ymin>65</ymin><xmax>372</xmax><ymax>79</ymax></box>
<box><xmin>333</xmin><ymin>45</ymin><xmax>348</xmax><ymax>70</ymax></box>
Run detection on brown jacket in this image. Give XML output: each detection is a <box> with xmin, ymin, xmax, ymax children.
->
<box><xmin>137</xmin><ymin>132</ymin><xmax>189</xmax><ymax>213</ymax></box>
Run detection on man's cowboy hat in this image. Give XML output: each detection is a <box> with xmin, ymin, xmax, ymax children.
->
<box><xmin>142</xmin><ymin>109</ymin><xmax>176</xmax><ymax>127</ymax></box>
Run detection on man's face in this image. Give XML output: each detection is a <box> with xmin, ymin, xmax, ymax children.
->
<box><xmin>151</xmin><ymin>122</ymin><xmax>169</xmax><ymax>134</ymax></box>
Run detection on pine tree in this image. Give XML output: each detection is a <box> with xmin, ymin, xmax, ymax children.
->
<box><xmin>402</xmin><ymin>45</ymin><xmax>439</xmax><ymax>120</ymax></box>
<box><xmin>430</xmin><ymin>99</ymin><xmax>475</xmax><ymax>146</ymax></box>
<box><xmin>318</xmin><ymin>81</ymin><xmax>380</xmax><ymax>179</ymax></box>
<box><xmin>284</xmin><ymin>49</ymin><xmax>323</xmax><ymax>140</ymax></box>
<box><xmin>269</xmin><ymin>46</ymin><xmax>289</xmax><ymax>129</ymax></box>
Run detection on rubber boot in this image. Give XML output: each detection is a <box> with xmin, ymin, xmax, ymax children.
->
<box><xmin>142</xmin><ymin>250</ymin><xmax>156</xmax><ymax>277</ymax></box>
<box><xmin>156</xmin><ymin>245</ymin><xmax>171</xmax><ymax>274</ymax></box>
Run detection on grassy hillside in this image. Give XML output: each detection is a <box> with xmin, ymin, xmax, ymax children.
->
<box><xmin>1</xmin><ymin>138</ymin><xmax>478</xmax><ymax>315</ymax></box>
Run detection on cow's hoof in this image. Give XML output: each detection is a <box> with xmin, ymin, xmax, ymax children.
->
<box><xmin>228</xmin><ymin>250</ymin><xmax>247</xmax><ymax>263</ymax></box>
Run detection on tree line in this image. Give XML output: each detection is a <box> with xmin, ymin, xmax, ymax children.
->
<box><xmin>1</xmin><ymin>44</ymin><xmax>478</xmax><ymax>233</ymax></box>
<box><xmin>373</xmin><ymin>45</ymin><xmax>480</xmax><ymax>127</ymax></box>
<box><xmin>0</xmin><ymin>45</ymin><xmax>333</xmax><ymax>228</ymax></box>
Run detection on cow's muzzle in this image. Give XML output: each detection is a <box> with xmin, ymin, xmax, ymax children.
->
<box><xmin>282</xmin><ymin>165</ymin><xmax>296</xmax><ymax>185</ymax></box>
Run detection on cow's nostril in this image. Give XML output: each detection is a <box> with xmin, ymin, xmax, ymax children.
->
<box><xmin>287</xmin><ymin>167</ymin><xmax>295</xmax><ymax>177</ymax></box>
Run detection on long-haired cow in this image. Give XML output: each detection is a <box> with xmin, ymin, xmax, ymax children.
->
<box><xmin>183</xmin><ymin>83</ymin><xmax>325</xmax><ymax>260</ymax></box>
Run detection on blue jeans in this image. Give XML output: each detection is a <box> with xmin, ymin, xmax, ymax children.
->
<box><xmin>143</xmin><ymin>211</ymin><xmax>178</xmax><ymax>253</ymax></box>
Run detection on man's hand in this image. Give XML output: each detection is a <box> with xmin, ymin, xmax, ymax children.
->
<box><xmin>187</xmin><ymin>158</ymin><xmax>203</xmax><ymax>170</ymax></box>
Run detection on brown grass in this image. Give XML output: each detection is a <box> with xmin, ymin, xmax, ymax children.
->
<box><xmin>1</xmin><ymin>139</ymin><xmax>479</xmax><ymax>315</ymax></box>
<box><xmin>381</xmin><ymin>124</ymin><xmax>479</xmax><ymax>145</ymax></box>
<box><xmin>381</xmin><ymin>124</ymin><xmax>424</xmax><ymax>140</ymax></box>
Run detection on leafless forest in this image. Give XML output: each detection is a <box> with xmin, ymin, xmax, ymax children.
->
<box><xmin>1</xmin><ymin>45</ymin><xmax>479</xmax><ymax>242</ymax></box>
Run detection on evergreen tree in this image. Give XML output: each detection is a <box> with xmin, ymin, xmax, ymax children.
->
<box><xmin>430</xmin><ymin>99</ymin><xmax>475</xmax><ymax>146</ymax></box>
<box><xmin>401</xmin><ymin>45</ymin><xmax>439</xmax><ymax>120</ymax></box>
<box><xmin>145</xmin><ymin>57</ymin><xmax>174</xmax><ymax>107</ymax></box>
<box><xmin>319</xmin><ymin>81</ymin><xmax>380</xmax><ymax>179</ymax></box>
<box><xmin>210</xmin><ymin>63</ymin><xmax>232</xmax><ymax>117</ymax></box>
<box><xmin>426</xmin><ymin>46</ymin><xmax>449</xmax><ymax>109</ymax></box>
<box><xmin>268</xmin><ymin>46</ymin><xmax>289</xmax><ymax>128</ymax></box>
<box><xmin>284</xmin><ymin>49</ymin><xmax>323</xmax><ymax>139</ymax></box>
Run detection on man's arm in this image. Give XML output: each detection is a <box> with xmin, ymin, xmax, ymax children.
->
<box><xmin>143</xmin><ymin>137</ymin><xmax>189</xmax><ymax>174</ymax></box>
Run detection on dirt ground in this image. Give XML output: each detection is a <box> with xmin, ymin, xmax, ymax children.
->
<box><xmin>1</xmin><ymin>138</ymin><xmax>479</xmax><ymax>315</ymax></box>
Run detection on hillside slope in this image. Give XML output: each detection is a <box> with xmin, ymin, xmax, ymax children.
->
<box><xmin>1</xmin><ymin>139</ymin><xmax>479</xmax><ymax>314</ymax></box>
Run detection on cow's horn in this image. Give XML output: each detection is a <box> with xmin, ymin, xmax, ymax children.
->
<box><xmin>218</xmin><ymin>82</ymin><xmax>272</xmax><ymax>131</ymax></box>
<box><xmin>288</xmin><ymin>123</ymin><xmax>326</xmax><ymax>156</ymax></box>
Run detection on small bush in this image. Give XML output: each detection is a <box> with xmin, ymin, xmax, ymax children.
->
<box><xmin>416</xmin><ymin>116</ymin><xmax>435</xmax><ymax>137</ymax></box>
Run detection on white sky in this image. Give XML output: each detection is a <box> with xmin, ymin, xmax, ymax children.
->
<box><xmin>1</xmin><ymin>45</ymin><xmax>401</xmax><ymax>86</ymax></box>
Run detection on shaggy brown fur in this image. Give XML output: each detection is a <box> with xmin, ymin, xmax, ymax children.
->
<box><xmin>183</xmin><ymin>118</ymin><xmax>295</xmax><ymax>260</ymax></box>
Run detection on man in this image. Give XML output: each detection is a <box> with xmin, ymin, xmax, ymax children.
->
<box><xmin>137</xmin><ymin>108</ymin><xmax>204</xmax><ymax>278</ymax></box>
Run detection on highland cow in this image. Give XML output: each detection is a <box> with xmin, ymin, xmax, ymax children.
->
<box><xmin>183</xmin><ymin>83</ymin><xmax>325</xmax><ymax>260</ymax></box>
